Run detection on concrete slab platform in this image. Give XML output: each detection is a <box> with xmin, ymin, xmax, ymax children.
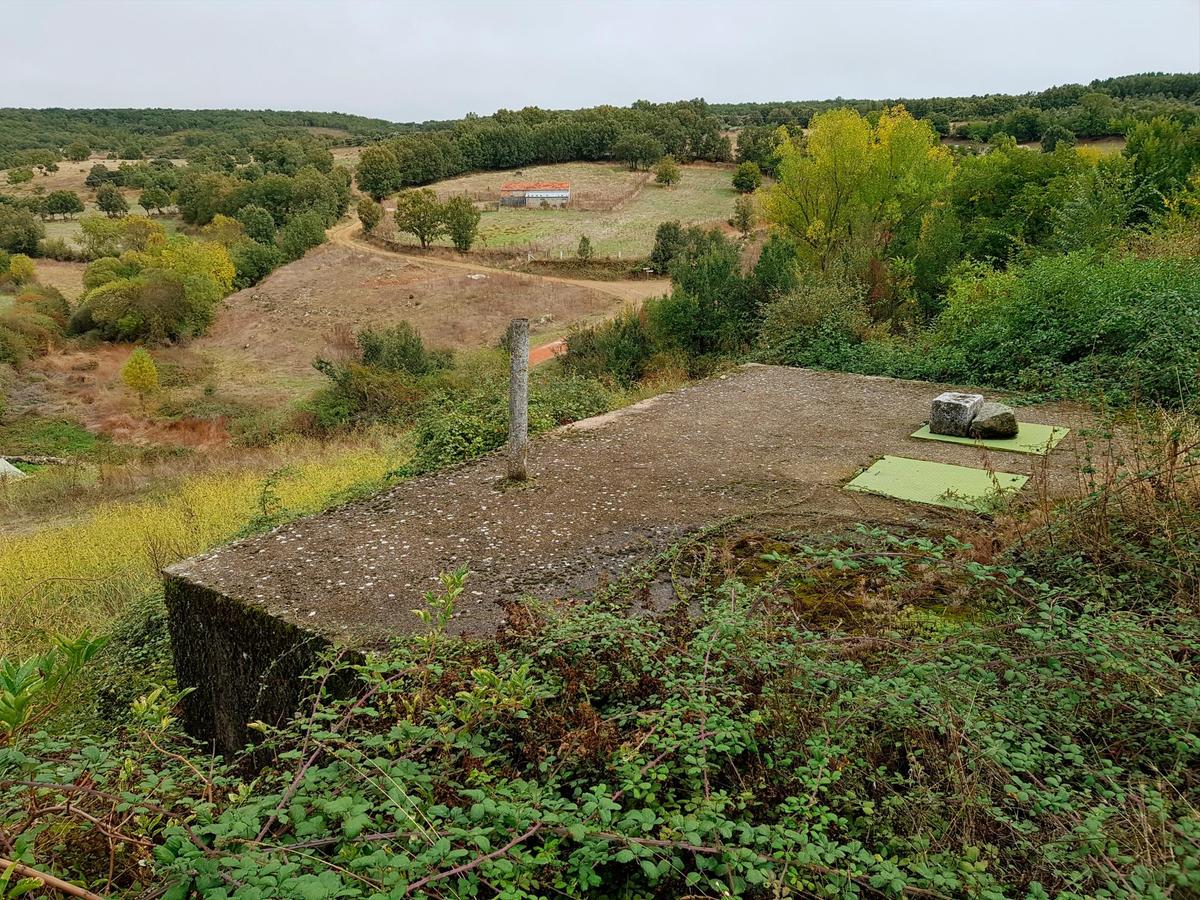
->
<box><xmin>164</xmin><ymin>365</ymin><xmax>1087</xmax><ymax>754</ymax></box>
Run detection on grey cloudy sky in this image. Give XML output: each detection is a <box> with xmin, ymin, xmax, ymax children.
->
<box><xmin>5</xmin><ymin>0</ymin><xmax>1199</xmax><ymax>121</ymax></box>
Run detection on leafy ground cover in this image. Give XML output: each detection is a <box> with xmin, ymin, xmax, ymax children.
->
<box><xmin>2</xmin><ymin>412</ymin><xmax>1198</xmax><ymax>897</ymax></box>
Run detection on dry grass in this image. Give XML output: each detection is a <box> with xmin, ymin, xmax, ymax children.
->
<box><xmin>0</xmin><ymin>435</ymin><xmax>407</xmax><ymax>658</ymax></box>
<box><xmin>187</xmin><ymin>243</ymin><xmax>623</xmax><ymax>405</ymax></box>
<box><xmin>32</xmin><ymin>259</ymin><xmax>87</xmax><ymax>300</ymax></box>
<box><xmin>427</xmin><ymin>162</ymin><xmax>647</xmax><ymax>205</ymax></box>
<box><xmin>1</xmin><ymin>156</ymin><xmax>184</xmax><ymax>201</ymax></box>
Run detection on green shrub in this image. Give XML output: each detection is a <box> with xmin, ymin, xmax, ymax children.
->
<box><xmin>278</xmin><ymin>210</ymin><xmax>327</xmax><ymax>260</ymax></box>
<box><xmin>230</xmin><ymin>238</ymin><xmax>283</xmax><ymax>289</ymax></box>
<box><xmin>6</xmin><ymin>484</ymin><xmax>1200</xmax><ymax>897</ymax></box>
<box><xmin>762</xmin><ymin>252</ymin><xmax>1200</xmax><ymax>407</ymax></box>
<box><xmin>358</xmin><ymin>322</ymin><xmax>452</xmax><ymax>375</ymax></box>
<box><xmin>235</xmin><ymin>204</ymin><xmax>276</xmax><ymax>244</ymax></box>
<box><xmin>0</xmin><ymin>308</ymin><xmax>58</xmax><ymax>356</ymax></box>
<box><xmin>15</xmin><ymin>284</ymin><xmax>69</xmax><ymax>326</ymax></box>
<box><xmin>37</xmin><ymin>236</ymin><xmax>81</xmax><ymax>261</ymax></box>
<box><xmin>563</xmin><ymin>309</ymin><xmax>655</xmax><ymax>385</ymax></box>
<box><xmin>934</xmin><ymin>253</ymin><xmax>1200</xmax><ymax>404</ymax></box>
<box><xmin>0</xmin><ymin>324</ymin><xmax>30</xmax><ymax>365</ymax></box>
<box><xmin>404</xmin><ymin>372</ymin><xmax>614</xmax><ymax>474</ymax></box>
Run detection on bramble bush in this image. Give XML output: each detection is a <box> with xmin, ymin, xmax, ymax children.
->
<box><xmin>400</xmin><ymin>370</ymin><xmax>614</xmax><ymax>474</ymax></box>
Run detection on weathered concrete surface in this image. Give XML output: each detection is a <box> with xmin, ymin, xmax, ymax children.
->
<box><xmin>165</xmin><ymin>365</ymin><xmax>1087</xmax><ymax>754</ymax></box>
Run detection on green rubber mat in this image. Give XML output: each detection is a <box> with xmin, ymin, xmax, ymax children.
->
<box><xmin>846</xmin><ymin>455</ymin><xmax>1029</xmax><ymax>511</ymax></box>
<box><xmin>911</xmin><ymin>422</ymin><xmax>1069</xmax><ymax>455</ymax></box>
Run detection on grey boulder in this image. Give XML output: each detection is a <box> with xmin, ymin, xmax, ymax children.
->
<box><xmin>0</xmin><ymin>459</ymin><xmax>28</xmax><ymax>481</ymax></box>
<box><xmin>969</xmin><ymin>401</ymin><xmax>1019</xmax><ymax>439</ymax></box>
<box><xmin>929</xmin><ymin>392</ymin><xmax>983</xmax><ymax>437</ymax></box>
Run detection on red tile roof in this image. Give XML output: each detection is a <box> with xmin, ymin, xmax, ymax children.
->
<box><xmin>499</xmin><ymin>181</ymin><xmax>571</xmax><ymax>192</ymax></box>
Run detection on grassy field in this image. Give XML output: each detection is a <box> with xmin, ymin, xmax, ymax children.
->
<box><xmin>0</xmin><ymin>438</ymin><xmax>405</xmax><ymax>658</ymax></box>
<box><xmin>398</xmin><ymin>162</ymin><xmax>739</xmax><ymax>257</ymax></box>
<box><xmin>43</xmin><ymin>211</ymin><xmax>185</xmax><ymax>253</ymax></box>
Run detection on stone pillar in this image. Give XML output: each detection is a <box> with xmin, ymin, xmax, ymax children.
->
<box><xmin>507</xmin><ymin>318</ymin><xmax>529</xmax><ymax>481</ymax></box>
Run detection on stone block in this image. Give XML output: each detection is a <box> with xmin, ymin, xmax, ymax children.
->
<box><xmin>969</xmin><ymin>401</ymin><xmax>1019</xmax><ymax>439</ymax></box>
<box><xmin>929</xmin><ymin>392</ymin><xmax>983</xmax><ymax>437</ymax></box>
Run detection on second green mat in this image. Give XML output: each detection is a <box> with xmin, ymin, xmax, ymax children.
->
<box><xmin>846</xmin><ymin>455</ymin><xmax>1029</xmax><ymax>511</ymax></box>
<box><xmin>911</xmin><ymin>422</ymin><xmax>1069</xmax><ymax>455</ymax></box>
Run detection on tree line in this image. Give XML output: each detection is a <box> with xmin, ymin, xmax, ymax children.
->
<box><xmin>354</xmin><ymin>100</ymin><xmax>732</xmax><ymax>199</ymax></box>
<box><xmin>709</xmin><ymin>71</ymin><xmax>1200</xmax><ymax>128</ymax></box>
<box><xmin>0</xmin><ymin>107</ymin><xmax>406</xmax><ymax>169</ymax></box>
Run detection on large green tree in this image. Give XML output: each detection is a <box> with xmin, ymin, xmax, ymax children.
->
<box><xmin>45</xmin><ymin>190</ymin><xmax>85</xmax><ymax>219</ymax></box>
<box><xmin>393</xmin><ymin>189</ymin><xmax>445</xmax><ymax>248</ymax></box>
<box><xmin>356</xmin><ymin>144</ymin><xmax>400</xmax><ymax>201</ymax></box>
<box><xmin>96</xmin><ymin>185</ymin><xmax>129</xmax><ymax>218</ymax></box>
<box><xmin>764</xmin><ymin>106</ymin><xmax>952</xmax><ymax>271</ymax></box>
<box><xmin>441</xmin><ymin>196</ymin><xmax>480</xmax><ymax>252</ymax></box>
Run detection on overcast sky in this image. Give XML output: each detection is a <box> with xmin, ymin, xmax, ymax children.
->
<box><xmin>5</xmin><ymin>0</ymin><xmax>1199</xmax><ymax>121</ymax></box>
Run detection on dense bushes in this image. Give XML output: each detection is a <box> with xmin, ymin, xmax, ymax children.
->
<box><xmin>69</xmin><ymin>222</ymin><xmax>236</xmax><ymax>341</ymax></box>
<box><xmin>567</xmin><ymin>230</ymin><xmax>797</xmax><ymax>384</ymax></box>
<box><xmin>305</xmin><ymin>322</ymin><xmax>614</xmax><ymax>469</ymax></box>
<box><xmin>0</xmin><ymin>284</ymin><xmax>69</xmax><ymax>365</ymax></box>
<box><xmin>400</xmin><ymin>371</ymin><xmax>614</xmax><ymax>474</ymax></box>
<box><xmin>761</xmin><ymin>253</ymin><xmax>1200</xmax><ymax>406</ymax></box>
<box><xmin>0</xmin><ymin>205</ymin><xmax>44</xmax><ymax>255</ymax></box>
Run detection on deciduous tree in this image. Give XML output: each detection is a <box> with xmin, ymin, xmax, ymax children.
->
<box><xmin>611</xmin><ymin>133</ymin><xmax>665</xmax><ymax>171</ymax></box>
<box><xmin>732</xmin><ymin>161</ymin><xmax>762</xmax><ymax>193</ymax></box>
<box><xmin>96</xmin><ymin>184</ymin><xmax>129</xmax><ymax>218</ymax></box>
<box><xmin>355</xmin><ymin>144</ymin><xmax>400</xmax><ymax>201</ymax></box>
<box><xmin>8</xmin><ymin>253</ymin><xmax>35</xmax><ymax>283</ymax></box>
<box><xmin>139</xmin><ymin>186</ymin><xmax>170</xmax><ymax>216</ymax></box>
<box><xmin>236</xmin><ymin>204</ymin><xmax>277</xmax><ymax>244</ymax></box>
<box><xmin>654</xmin><ymin>155</ymin><xmax>681</xmax><ymax>187</ymax></box>
<box><xmin>278</xmin><ymin>211</ymin><xmax>327</xmax><ymax>261</ymax></box>
<box><xmin>45</xmin><ymin>190</ymin><xmax>84</xmax><ymax>219</ymax></box>
<box><xmin>442</xmin><ymin>196</ymin><xmax>481</xmax><ymax>252</ymax></box>
<box><xmin>732</xmin><ymin>195</ymin><xmax>756</xmax><ymax>237</ymax></box>
<box><xmin>0</xmin><ymin>207</ymin><xmax>44</xmax><ymax>255</ymax></box>
<box><xmin>121</xmin><ymin>347</ymin><xmax>158</xmax><ymax>412</ymax></box>
<box><xmin>394</xmin><ymin>189</ymin><xmax>444</xmax><ymax>248</ymax></box>
<box><xmin>764</xmin><ymin>106</ymin><xmax>952</xmax><ymax>271</ymax></box>
<box><xmin>356</xmin><ymin>197</ymin><xmax>383</xmax><ymax>234</ymax></box>
<box><xmin>64</xmin><ymin>141</ymin><xmax>91</xmax><ymax>162</ymax></box>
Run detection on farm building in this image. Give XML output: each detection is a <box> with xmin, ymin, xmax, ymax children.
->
<box><xmin>499</xmin><ymin>180</ymin><xmax>570</xmax><ymax>208</ymax></box>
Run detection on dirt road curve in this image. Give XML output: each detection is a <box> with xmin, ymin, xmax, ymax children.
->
<box><xmin>528</xmin><ymin>339</ymin><xmax>568</xmax><ymax>366</ymax></box>
<box><xmin>327</xmin><ymin>217</ymin><xmax>668</xmax><ymax>306</ymax></box>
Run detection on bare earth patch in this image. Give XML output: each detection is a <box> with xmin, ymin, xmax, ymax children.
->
<box><xmin>192</xmin><ymin>242</ymin><xmax>625</xmax><ymax>404</ymax></box>
<box><xmin>25</xmin><ymin>344</ymin><xmax>229</xmax><ymax>448</ymax></box>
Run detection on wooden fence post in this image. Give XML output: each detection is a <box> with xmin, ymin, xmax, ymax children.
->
<box><xmin>507</xmin><ymin>318</ymin><xmax>529</xmax><ymax>481</ymax></box>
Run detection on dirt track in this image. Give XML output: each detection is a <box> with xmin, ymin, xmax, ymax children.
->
<box><xmin>326</xmin><ymin>216</ymin><xmax>668</xmax><ymax>304</ymax></box>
